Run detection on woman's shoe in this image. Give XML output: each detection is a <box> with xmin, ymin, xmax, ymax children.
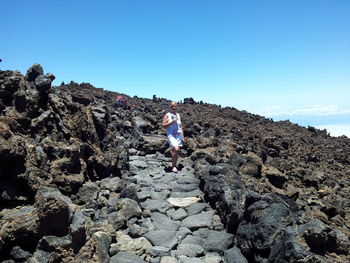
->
<box><xmin>172</xmin><ymin>167</ymin><xmax>178</xmax><ymax>173</ymax></box>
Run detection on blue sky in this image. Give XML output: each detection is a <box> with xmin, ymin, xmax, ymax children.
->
<box><xmin>2</xmin><ymin>1</ymin><xmax>350</xmax><ymax>135</ymax></box>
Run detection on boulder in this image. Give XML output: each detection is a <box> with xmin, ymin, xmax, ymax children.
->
<box><xmin>110</xmin><ymin>231</ymin><xmax>152</xmax><ymax>256</ymax></box>
<box><xmin>144</xmin><ymin>230</ymin><xmax>179</xmax><ymax>249</ymax></box>
<box><xmin>186</xmin><ymin>203</ymin><xmax>208</xmax><ymax>216</ymax></box>
<box><xmin>100</xmin><ymin>176</ymin><xmax>124</xmax><ymax>192</ymax></box>
<box><xmin>176</xmin><ymin>243</ymin><xmax>204</xmax><ymax>257</ymax></box>
<box><xmin>76</xmin><ymin>181</ymin><xmax>99</xmax><ymax>205</ymax></box>
<box><xmin>239</xmin><ymin>158</ymin><xmax>261</xmax><ymax>178</ymax></box>
<box><xmin>301</xmin><ymin>219</ymin><xmax>350</xmax><ymax>255</ymax></box>
<box><xmin>35</xmin><ymin>75</ymin><xmax>53</xmax><ymax>93</ymax></box>
<box><xmin>70</xmin><ymin>209</ymin><xmax>87</xmax><ymax>252</ymax></box>
<box><xmin>199</xmin><ymin>172</ymin><xmax>246</xmax><ymax>232</ymax></box>
<box><xmin>160</xmin><ymin>256</ymin><xmax>177</xmax><ymax>263</ymax></box>
<box><xmin>151</xmin><ymin>212</ymin><xmax>181</xmax><ymax>231</ymax></box>
<box><xmin>236</xmin><ymin>195</ymin><xmax>292</xmax><ymax>257</ymax></box>
<box><xmin>110</xmin><ymin>251</ymin><xmax>145</xmax><ymax>263</ymax></box>
<box><xmin>209</xmin><ymin>165</ymin><xmax>228</xmax><ymax>175</ymax></box>
<box><xmin>172</xmin><ymin>208</ymin><xmax>188</xmax><ymax>221</ymax></box>
<box><xmin>108</xmin><ymin>198</ymin><xmax>142</xmax><ymax>230</ymax></box>
<box><xmin>191</xmin><ymin>149</ymin><xmax>218</xmax><ymax>164</ymax></box>
<box><xmin>224</xmin><ymin>247</ymin><xmax>248</xmax><ymax>263</ymax></box>
<box><xmin>114</xmin><ymin>198</ymin><xmax>142</xmax><ymax>219</ymax></box>
<box><xmin>181</xmin><ymin>211</ymin><xmax>214</xmax><ymax>229</ymax></box>
<box><xmin>10</xmin><ymin>246</ymin><xmax>32</xmax><ymax>261</ymax></box>
<box><xmin>203</xmin><ymin>252</ymin><xmax>223</xmax><ymax>263</ymax></box>
<box><xmin>0</xmin><ymin>135</ymin><xmax>26</xmax><ymax>177</ymax></box>
<box><xmin>37</xmin><ymin>235</ymin><xmax>72</xmax><ymax>252</ymax></box>
<box><xmin>34</xmin><ymin>187</ymin><xmax>73</xmax><ymax>236</ymax></box>
<box><xmin>178</xmin><ymin>256</ymin><xmax>203</xmax><ymax>263</ymax></box>
<box><xmin>146</xmin><ymin>246</ymin><xmax>171</xmax><ymax>257</ymax></box>
<box><xmin>264</xmin><ymin>166</ymin><xmax>287</xmax><ymax>188</ymax></box>
<box><xmin>25</xmin><ymin>64</ymin><xmax>44</xmax><ymax>82</ymax></box>
<box><xmin>269</xmin><ymin>225</ymin><xmax>311</xmax><ymax>262</ymax></box>
<box><xmin>120</xmin><ymin>185</ymin><xmax>138</xmax><ymax>201</ymax></box>
<box><xmin>192</xmin><ymin>228</ymin><xmax>234</xmax><ymax>252</ymax></box>
<box><xmin>76</xmin><ymin>231</ymin><xmax>111</xmax><ymax>263</ymax></box>
<box><xmin>139</xmin><ymin>135</ymin><xmax>168</xmax><ymax>154</ymax></box>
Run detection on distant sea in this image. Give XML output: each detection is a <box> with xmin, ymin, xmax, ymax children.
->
<box><xmin>271</xmin><ymin>113</ymin><xmax>350</xmax><ymax>138</ymax></box>
<box><xmin>314</xmin><ymin>124</ymin><xmax>350</xmax><ymax>137</ymax></box>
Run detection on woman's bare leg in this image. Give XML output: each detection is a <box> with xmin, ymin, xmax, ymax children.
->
<box><xmin>171</xmin><ymin>146</ymin><xmax>180</xmax><ymax>171</ymax></box>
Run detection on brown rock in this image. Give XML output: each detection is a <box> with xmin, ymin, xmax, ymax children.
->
<box><xmin>35</xmin><ymin>187</ymin><xmax>73</xmax><ymax>236</ymax></box>
<box><xmin>263</xmin><ymin>166</ymin><xmax>288</xmax><ymax>189</ymax></box>
<box><xmin>0</xmin><ymin>206</ymin><xmax>39</xmax><ymax>250</ymax></box>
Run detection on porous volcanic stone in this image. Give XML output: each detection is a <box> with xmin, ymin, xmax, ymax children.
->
<box><xmin>35</xmin><ymin>187</ymin><xmax>73</xmax><ymax>236</ymax></box>
<box><xmin>224</xmin><ymin>247</ymin><xmax>248</xmax><ymax>263</ymax></box>
<box><xmin>176</xmin><ymin>243</ymin><xmax>204</xmax><ymax>257</ymax></box>
<box><xmin>178</xmin><ymin>256</ymin><xmax>203</xmax><ymax>263</ymax></box>
<box><xmin>110</xmin><ymin>232</ymin><xmax>152</xmax><ymax>256</ymax></box>
<box><xmin>181</xmin><ymin>211</ymin><xmax>214</xmax><ymax>229</ymax></box>
<box><xmin>144</xmin><ymin>230</ymin><xmax>179</xmax><ymax>249</ymax></box>
<box><xmin>151</xmin><ymin>212</ymin><xmax>181</xmax><ymax>231</ymax></box>
<box><xmin>146</xmin><ymin>246</ymin><xmax>171</xmax><ymax>257</ymax></box>
<box><xmin>110</xmin><ymin>251</ymin><xmax>145</xmax><ymax>263</ymax></box>
<box><xmin>160</xmin><ymin>256</ymin><xmax>177</xmax><ymax>263</ymax></box>
<box><xmin>193</xmin><ymin>228</ymin><xmax>234</xmax><ymax>252</ymax></box>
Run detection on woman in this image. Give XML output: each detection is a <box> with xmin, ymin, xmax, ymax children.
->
<box><xmin>162</xmin><ymin>102</ymin><xmax>185</xmax><ymax>172</ymax></box>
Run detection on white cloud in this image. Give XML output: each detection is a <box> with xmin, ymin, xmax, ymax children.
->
<box><xmin>249</xmin><ymin>104</ymin><xmax>350</xmax><ymax>117</ymax></box>
<box><xmin>315</xmin><ymin>124</ymin><xmax>350</xmax><ymax>137</ymax></box>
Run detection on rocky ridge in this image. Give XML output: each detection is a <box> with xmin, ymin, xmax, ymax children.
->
<box><xmin>0</xmin><ymin>64</ymin><xmax>349</xmax><ymax>262</ymax></box>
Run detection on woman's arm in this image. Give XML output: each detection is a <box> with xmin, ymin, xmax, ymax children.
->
<box><xmin>181</xmin><ymin>124</ymin><xmax>186</xmax><ymax>142</ymax></box>
<box><xmin>162</xmin><ymin>113</ymin><xmax>174</xmax><ymax>128</ymax></box>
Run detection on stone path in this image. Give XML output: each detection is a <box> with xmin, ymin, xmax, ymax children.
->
<box><xmin>109</xmin><ymin>152</ymin><xmax>244</xmax><ymax>263</ymax></box>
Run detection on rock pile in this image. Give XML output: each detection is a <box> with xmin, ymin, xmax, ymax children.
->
<box><xmin>0</xmin><ymin>64</ymin><xmax>349</xmax><ymax>262</ymax></box>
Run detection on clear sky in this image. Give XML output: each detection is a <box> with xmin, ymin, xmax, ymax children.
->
<box><xmin>2</xmin><ymin>1</ymin><xmax>350</xmax><ymax>135</ymax></box>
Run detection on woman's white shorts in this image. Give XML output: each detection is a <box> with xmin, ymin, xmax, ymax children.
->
<box><xmin>168</xmin><ymin>134</ymin><xmax>183</xmax><ymax>147</ymax></box>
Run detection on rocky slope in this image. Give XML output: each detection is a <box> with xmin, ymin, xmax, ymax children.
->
<box><xmin>0</xmin><ymin>64</ymin><xmax>349</xmax><ymax>263</ymax></box>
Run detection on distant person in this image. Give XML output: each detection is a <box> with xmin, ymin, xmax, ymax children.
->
<box><xmin>162</xmin><ymin>102</ymin><xmax>185</xmax><ymax>172</ymax></box>
<box><xmin>115</xmin><ymin>95</ymin><xmax>127</xmax><ymax>110</ymax></box>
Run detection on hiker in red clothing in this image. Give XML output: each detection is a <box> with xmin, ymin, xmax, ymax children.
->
<box><xmin>115</xmin><ymin>95</ymin><xmax>127</xmax><ymax>110</ymax></box>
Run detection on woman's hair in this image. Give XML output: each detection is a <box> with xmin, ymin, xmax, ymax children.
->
<box><xmin>170</xmin><ymin>101</ymin><xmax>177</xmax><ymax>107</ymax></box>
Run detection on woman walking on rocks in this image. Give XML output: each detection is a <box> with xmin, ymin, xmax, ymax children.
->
<box><xmin>162</xmin><ymin>101</ymin><xmax>185</xmax><ymax>172</ymax></box>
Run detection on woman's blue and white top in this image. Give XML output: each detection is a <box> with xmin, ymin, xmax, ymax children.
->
<box><xmin>165</xmin><ymin>112</ymin><xmax>182</xmax><ymax>136</ymax></box>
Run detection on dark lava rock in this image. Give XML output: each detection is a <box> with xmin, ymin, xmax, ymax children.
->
<box><xmin>224</xmin><ymin>246</ymin><xmax>248</xmax><ymax>263</ymax></box>
<box><xmin>25</xmin><ymin>63</ymin><xmax>44</xmax><ymax>82</ymax></box>
<box><xmin>70</xmin><ymin>210</ymin><xmax>87</xmax><ymax>252</ymax></box>
<box><xmin>301</xmin><ymin>219</ymin><xmax>350</xmax><ymax>255</ymax></box>
<box><xmin>0</xmin><ymin>206</ymin><xmax>39</xmax><ymax>253</ymax></box>
<box><xmin>76</xmin><ymin>181</ymin><xmax>99</xmax><ymax>205</ymax></box>
<box><xmin>10</xmin><ymin>246</ymin><xmax>32</xmax><ymax>261</ymax></box>
<box><xmin>37</xmin><ymin>235</ymin><xmax>72</xmax><ymax>252</ymax></box>
<box><xmin>209</xmin><ymin>164</ymin><xmax>228</xmax><ymax>175</ymax></box>
<box><xmin>265</xmin><ymin>166</ymin><xmax>287</xmax><ymax>188</ymax></box>
<box><xmin>197</xmin><ymin>168</ymin><xmax>247</xmax><ymax>233</ymax></box>
<box><xmin>236</xmin><ymin>193</ymin><xmax>299</xmax><ymax>261</ymax></box>
<box><xmin>34</xmin><ymin>187</ymin><xmax>73</xmax><ymax>236</ymax></box>
<box><xmin>110</xmin><ymin>251</ymin><xmax>145</xmax><ymax>263</ymax></box>
<box><xmin>120</xmin><ymin>185</ymin><xmax>139</xmax><ymax>201</ymax></box>
<box><xmin>269</xmin><ymin>225</ymin><xmax>311</xmax><ymax>262</ymax></box>
<box><xmin>192</xmin><ymin>228</ymin><xmax>234</xmax><ymax>253</ymax></box>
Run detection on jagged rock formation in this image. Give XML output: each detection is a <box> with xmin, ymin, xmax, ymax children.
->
<box><xmin>0</xmin><ymin>64</ymin><xmax>349</xmax><ymax>263</ymax></box>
